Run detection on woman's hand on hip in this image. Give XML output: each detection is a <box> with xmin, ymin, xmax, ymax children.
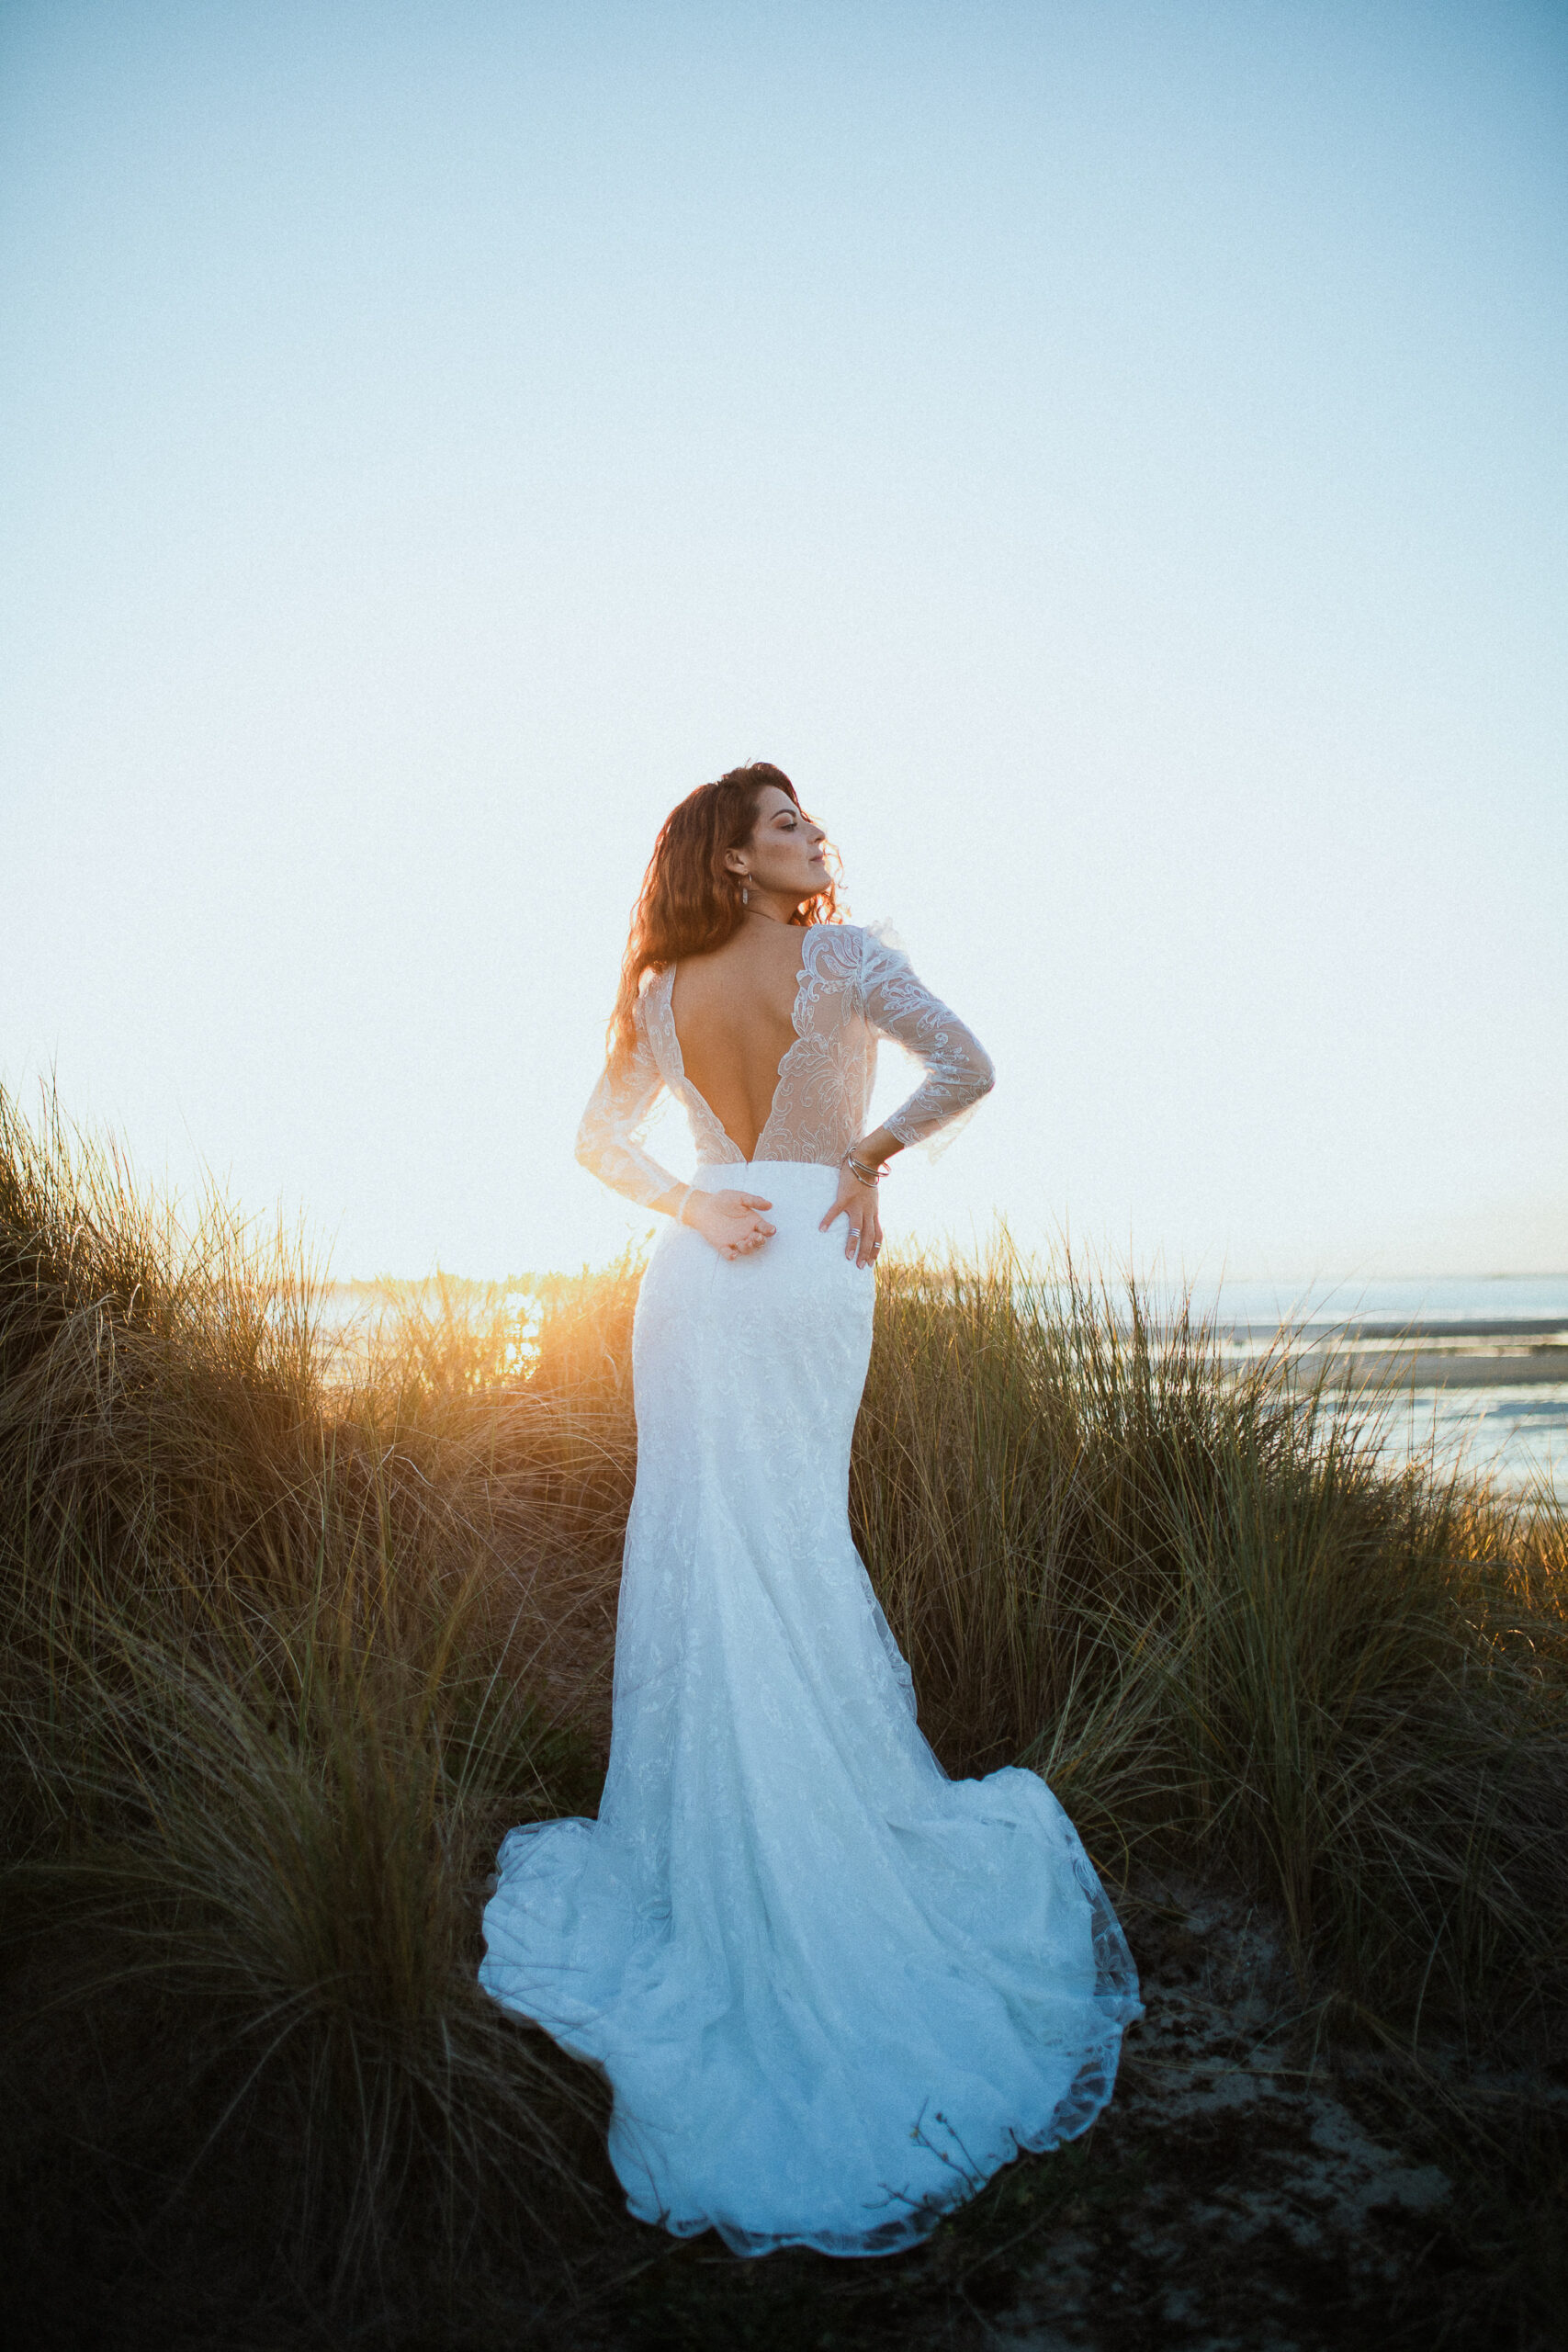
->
<box><xmin>818</xmin><ymin>1167</ymin><xmax>882</xmax><ymax>1269</ymax></box>
<box><xmin>685</xmin><ymin>1189</ymin><xmax>775</xmax><ymax>1261</ymax></box>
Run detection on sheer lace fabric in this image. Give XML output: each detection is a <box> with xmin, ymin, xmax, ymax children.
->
<box><xmin>575</xmin><ymin>922</ymin><xmax>997</xmax><ymax>1205</ymax></box>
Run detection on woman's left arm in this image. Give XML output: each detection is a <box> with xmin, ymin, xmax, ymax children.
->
<box><xmin>819</xmin><ymin>935</ymin><xmax>996</xmax><ymax>1267</ymax></box>
<box><xmin>859</xmin><ymin>933</ymin><xmax>996</xmax><ymax>1149</ymax></box>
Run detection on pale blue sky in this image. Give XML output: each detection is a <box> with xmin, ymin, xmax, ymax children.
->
<box><xmin>3</xmin><ymin>0</ymin><xmax>1564</xmax><ymax>1278</ymax></box>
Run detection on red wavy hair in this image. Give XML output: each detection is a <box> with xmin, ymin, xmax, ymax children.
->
<box><xmin>609</xmin><ymin>763</ymin><xmax>843</xmax><ymax>1066</ymax></box>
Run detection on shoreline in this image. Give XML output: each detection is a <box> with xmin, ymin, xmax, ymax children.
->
<box><xmin>1275</xmin><ymin>1344</ymin><xmax>1568</xmax><ymax>1389</ymax></box>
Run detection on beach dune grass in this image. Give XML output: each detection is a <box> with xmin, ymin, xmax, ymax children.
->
<box><xmin>0</xmin><ymin>1093</ymin><xmax>610</xmax><ymax>2312</ymax></box>
<box><xmin>853</xmin><ymin>1248</ymin><xmax>1568</xmax><ymax>2019</ymax></box>
<box><xmin>1</xmin><ymin>1083</ymin><xmax>1563</xmax><ymax>2331</ymax></box>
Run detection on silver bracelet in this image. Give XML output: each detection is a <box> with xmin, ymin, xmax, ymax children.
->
<box><xmin>842</xmin><ymin>1148</ymin><xmax>884</xmax><ymax>1186</ymax></box>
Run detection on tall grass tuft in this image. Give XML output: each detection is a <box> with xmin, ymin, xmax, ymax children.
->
<box><xmin>852</xmin><ymin>1240</ymin><xmax>1568</xmax><ymax>2027</ymax></box>
<box><xmin>2</xmin><ymin>1084</ymin><xmax>1564</xmax><ymax>2331</ymax></box>
<box><xmin>0</xmin><ymin>1090</ymin><xmax>609</xmax><ymax>2316</ymax></box>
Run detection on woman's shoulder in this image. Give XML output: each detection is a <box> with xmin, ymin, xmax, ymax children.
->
<box><xmin>630</xmin><ymin>964</ymin><xmax>675</xmax><ymax>1038</ymax></box>
<box><xmin>802</xmin><ymin>922</ymin><xmax>913</xmax><ymax>1008</ymax></box>
<box><xmin>804</xmin><ymin>920</ymin><xmax>871</xmax><ymax>979</ymax></box>
<box><xmin>830</xmin><ymin>918</ymin><xmax>909</xmax><ymax>972</ymax></box>
<box><xmin>810</xmin><ymin>917</ymin><xmax>905</xmax><ymax>956</ymax></box>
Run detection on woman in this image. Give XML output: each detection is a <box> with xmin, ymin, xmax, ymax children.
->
<box><xmin>480</xmin><ymin>763</ymin><xmax>1140</xmax><ymax>2256</ymax></box>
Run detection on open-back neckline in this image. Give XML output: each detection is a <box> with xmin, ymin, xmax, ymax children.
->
<box><xmin>661</xmin><ymin>934</ymin><xmax>820</xmax><ymax>1165</ymax></box>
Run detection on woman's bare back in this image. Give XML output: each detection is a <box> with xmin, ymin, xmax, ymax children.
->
<box><xmin>671</xmin><ymin>922</ymin><xmax>807</xmax><ymax>1160</ymax></box>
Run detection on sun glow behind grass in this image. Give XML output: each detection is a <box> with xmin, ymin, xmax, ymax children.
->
<box><xmin>2</xmin><ymin>1086</ymin><xmax>1565</xmax><ymax>2335</ymax></box>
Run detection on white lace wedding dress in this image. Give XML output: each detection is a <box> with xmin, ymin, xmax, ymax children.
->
<box><xmin>479</xmin><ymin>922</ymin><xmax>1141</xmax><ymax>2256</ymax></box>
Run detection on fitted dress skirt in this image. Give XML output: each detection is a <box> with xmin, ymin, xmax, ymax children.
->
<box><xmin>479</xmin><ymin>1160</ymin><xmax>1141</xmax><ymax>2256</ymax></box>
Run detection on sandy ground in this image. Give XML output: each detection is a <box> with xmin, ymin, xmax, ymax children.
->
<box><xmin>982</xmin><ymin>1882</ymin><xmax>1461</xmax><ymax>2352</ymax></box>
<box><xmin>9</xmin><ymin>1871</ymin><xmax>1558</xmax><ymax>2351</ymax></box>
<box><xmin>551</xmin><ymin>1875</ymin><xmax>1562</xmax><ymax>2352</ymax></box>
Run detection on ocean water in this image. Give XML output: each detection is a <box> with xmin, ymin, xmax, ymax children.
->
<box><xmin>319</xmin><ymin>1272</ymin><xmax>1568</xmax><ymax>1503</ymax></box>
<box><xmin>1196</xmin><ymin>1274</ymin><xmax>1568</xmax><ymax>1501</ymax></box>
<box><xmin>1200</xmin><ymin>1273</ymin><xmax>1568</xmax><ymax>1336</ymax></box>
<box><xmin>1380</xmin><ymin>1385</ymin><xmax>1568</xmax><ymax>1501</ymax></box>
<box><xmin>1021</xmin><ymin>1274</ymin><xmax>1568</xmax><ymax>1500</ymax></box>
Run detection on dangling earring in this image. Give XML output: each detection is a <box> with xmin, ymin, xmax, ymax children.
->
<box><xmin>741</xmin><ymin>883</ymin><xmax>750</xmax><ymax>906</ymax></box>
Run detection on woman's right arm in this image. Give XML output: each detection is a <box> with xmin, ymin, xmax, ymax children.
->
<box><xmin>575</xmin><ymin>1014</ymin><xmax>775</xmax><ymax>1258</ymax></box>
<box><xmin>574</xmin><ymin>1013</ymin><xmax>684</xmax><ymax>1208</ymax></box>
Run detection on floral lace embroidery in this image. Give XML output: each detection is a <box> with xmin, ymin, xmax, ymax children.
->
<box><xmin>575</xmin><ymin>924</ymin><xmax>995</xmax><ymax>1207</ymax></box>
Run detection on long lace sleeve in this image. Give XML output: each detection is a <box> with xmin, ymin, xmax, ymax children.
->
<box><xmin>858</xmin><ymin>929</ymin><xmax>996</xmax><ymax>1151</ymax></box>
<box><xmin>575</xmin><ymin>999</ymin><xmax>682</xmax><ymax>1209</ymax></box>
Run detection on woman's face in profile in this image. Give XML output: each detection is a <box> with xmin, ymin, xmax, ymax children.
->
<box><xmin>736</xmin><ymin>786</ymin><xmax>830</xmax><ymax>905</ymax></box>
